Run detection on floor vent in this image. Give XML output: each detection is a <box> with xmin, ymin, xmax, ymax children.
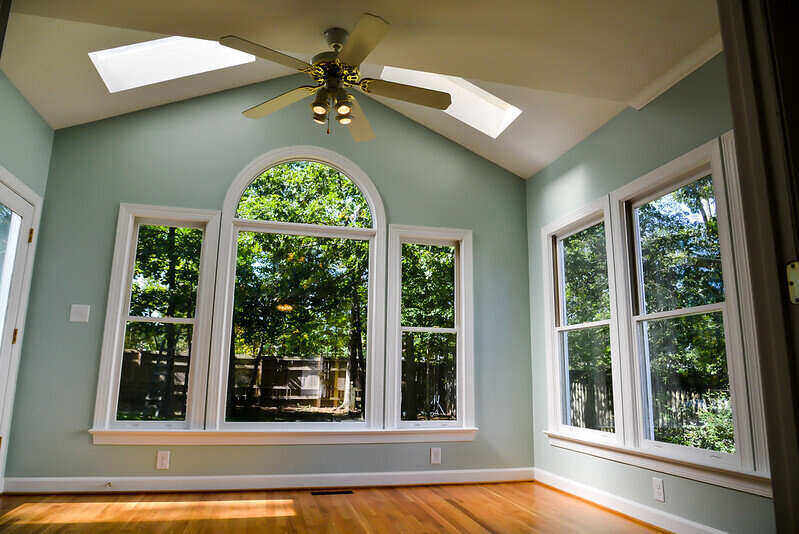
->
<box><xmin>310</xmin><ymin>490</ymin><xmax>354</xmax><ymax>496</ymax></box>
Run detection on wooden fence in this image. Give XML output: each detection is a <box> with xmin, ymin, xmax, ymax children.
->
<box><xmin>569</xmin><ymin>376</ymin><xmax>729</xmax><ymax>432</ymax></box>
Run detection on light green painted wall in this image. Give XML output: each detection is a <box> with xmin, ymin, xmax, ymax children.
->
<box><xmin>526</xmin><ymin>54</ymin><xmax>776</xmax><ymax>533</ymax></box>
<box><xmin>6</xmin><ymin>74</ymin><xmax>532</xmax><ymax>477</ymax></box>
<box><xmin>0</xmin><ymin>70</ymin><xmax>53</xmax><ymax>196</ymax></box>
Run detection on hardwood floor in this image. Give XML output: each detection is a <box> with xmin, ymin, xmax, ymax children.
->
<box><xmin>0</xmin><ymin>481</ymin><xmax>665</xmax><ymax>533</ymax></box>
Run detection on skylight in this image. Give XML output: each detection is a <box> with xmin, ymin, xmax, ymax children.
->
<box><xmin>89</xmin><ymin>37</ymin><xmax>255</xmax><ymax>93</ymax></box>
<box><xmin>380</xmin><ymin>66</ymin><xmax>522</xmax><ymax>138</ymax></box>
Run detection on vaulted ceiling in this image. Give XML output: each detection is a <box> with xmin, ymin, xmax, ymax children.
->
<box><xmin>0</xmin><ymin>1</ymin><xmax>722</xmax><ymax>178</ymax></box>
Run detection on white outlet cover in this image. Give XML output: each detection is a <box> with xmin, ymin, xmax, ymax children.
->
<box><xmin>430</xmin><ymin>447</ymin><xmax>442</xmax><ymax>465</ymax></box>
<box><xmin>652</xmin><ymin>477</ymin><xmax>665</xmax><ymax>502</ymax></box>
<box><xmin>69</xmin><ymin>304</ymin><xmax>91</xmax><ymax>323</ymax></box>
<box><xmin>156</xmin><ymin>450</ymin><xmax>171</xmax><ymax>470</ymax></box>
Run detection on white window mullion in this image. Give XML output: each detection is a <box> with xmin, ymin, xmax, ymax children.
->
<box><xmin>126</xmin><ymin>316</ymin><xmax>196</xmax><ymax>325</ymax></box>
<box><xmin>400</xmin><ymin>326</ymin><xmax>458</xmax><ymax>334</ymax></box>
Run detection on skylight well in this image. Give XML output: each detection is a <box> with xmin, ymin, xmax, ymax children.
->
<box><xmin>89</xmin><ymin>37</ymin><xmax>256</xmax><ymax>93</ymax></box>
<box><xmin>380</xmin><ymin>66</ymin><xmax>522</xmax><ymax>138</ymax></box>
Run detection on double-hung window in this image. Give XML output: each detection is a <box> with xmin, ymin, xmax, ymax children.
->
<box><xmin>93</xmin><ymin>205</ymin><xmax>219</xmax><ymax>430</ymax></box>
<box><xmin>543</xmin><ymin>136</ymin><xmax>770</xmax><ymax>495</ymax></box>
<box><xmin>544</xmin><ymin>203</ymin><xmax>622</xmax><ymax>444</ymax></box>
<box><xmin>386</xmin><ymin>225</ymin><xmax>475</xmax><ymax>430</ymax></box>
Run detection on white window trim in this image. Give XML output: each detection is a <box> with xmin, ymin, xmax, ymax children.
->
<box><xmin>91</xmin><ymin>203</ymin><xmax>221</xmax><ymax>431</ymax></box>
<box><xmin>205</xmin><ymin>146</ymin><xmax>388</xmax><ymax>433</ymax></box>
<box><xmin>541</xmin><ymin>137</ymin><xmax>772</xmax><ymax>497</ymax></box>
<box><xmin>541</xmin><ymin>198</ymin><xmax>625</xmax><ymax>448</ymax></box>
<box><xmin>385</xmin><ymin>224</ymin><xmax>476</xmax><ymax>431</ymax></box>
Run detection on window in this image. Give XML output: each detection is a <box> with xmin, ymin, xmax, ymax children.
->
<box><xmin>542</xmin><ymin>138</ymin><xmax>769</xmax><ymax>495</ymax></box>
<box><xmin>93</xmin><ymin>146</ymin><xmax>477</xmax><ymax>444</ymax></box>
<box><xmin>544</xmin><ymin>201</ymin><xmax>622</xmax><ymax>443</ymax></box>
<box><xmin>118</xmin><ymin>224</ymin><xmax>203</xmax><ymax>422</ymax></box>
<box><xmin>556</xmin><ymin>219</ymin><xmax>615</xmax><ymax>434</ymax></box>
<box><xmin>93</xmin><ymin>205</ymin><xmax>219</xmax><ymax>430</ymax></box>
<box><xmin>89</xmin><ymin>37</ymin><xmax>255</xmax><ymax>93</ymax></box>
<box><xmin>386</xmin><ymin>225</ymin><xmax>475</xmax><ymax>430</ymax></box>
<box><xmin>225</xmin><ymin>161</ymin><xmax>372</xmax><ymax>423</ymax></box>
<box><xmin>630</xmin><ymin>176</ymin><xmax>734</xmax><ymax>454</ymax></box>
<box><xmin>380</xmin><ymin>66</ymin><xmax>522</xmax><ymax>138</ymax></box>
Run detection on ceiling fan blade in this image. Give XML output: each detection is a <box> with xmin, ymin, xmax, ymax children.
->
<box><xmin>347</xmin><ymin>95</ymin><xmax>375</xmax><ymax>143</ymax></box>
<box><xmin>219</xmin><ymin>35</ymin><xmax>310</xmax><ymax>71</ymax></box>
<box><xmin>242</xmin><ymin>85</ymin><xmax>320</xmax><ymax>119</ymax></box>
<box><xmin>359</xmin><ymin>79</ymin><xmax>451</xmax><ymax>110</ymax></box>
<box><xmin>337</xmin><ymin>13</ymin><xmax>390</xmax><ymax>66</ymax></box>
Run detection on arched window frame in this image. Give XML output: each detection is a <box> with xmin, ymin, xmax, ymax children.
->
<box><xmin>205</xmin><ymin>146</ymin><xmax>387</xmax><ymax>431</ymax></box>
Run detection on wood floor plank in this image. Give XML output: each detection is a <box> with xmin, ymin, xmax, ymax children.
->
<box><xmin>0</xmin><ymin>482</ymin><xmax>666</xmax><ymax>533</ymax></box>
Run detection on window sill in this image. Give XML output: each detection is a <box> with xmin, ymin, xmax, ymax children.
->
<box><xmin>89</xmin><ymin>427</ymin><xmax>478</xmax><ymax>446</ymax></box>
<box><xmin>544</xmin><ymin>430</ymin><xmax>771</xmax><ymax>497</ymax></box>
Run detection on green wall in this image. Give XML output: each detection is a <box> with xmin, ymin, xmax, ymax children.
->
<box><xmin>6</xmin><ymin>74</ymin><xmax>533</xmax><ymax>477</ymax></box>
<box><xmin>526</xmin><ymin>54</ymin><xmax>775</xmax><ymax>533</ymax></box>
<box><xmin>0</xmin><ymin>70</ymin><xmax>53</xmax><ymax>196</ymax></box>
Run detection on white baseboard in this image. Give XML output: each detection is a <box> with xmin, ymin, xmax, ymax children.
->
<box><xmin>2</xmin><ymin>467</ymin><xmax>534</xmax><ymax>494</ymax></box>
<box><xmin>533</xmin><ymin>468</ymin><xmax>725</xmax><ymax>534</ymax></box>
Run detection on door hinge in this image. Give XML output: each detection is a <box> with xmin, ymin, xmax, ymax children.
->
<box><xmin>27</xmin><ymin>228</ymin><xmax>34</xmax><ymax>243</ymax></box>
<box><xmin>12</xmin><ymin>328</ymin><xmax>18</xmax><ymax>344</ymax></box>
<box><xmin>788</xmin><ymin>261</ymin><xmax>799</xmax><ymax>305</ymax></box>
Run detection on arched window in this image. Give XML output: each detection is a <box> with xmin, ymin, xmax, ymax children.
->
<box><xmin>207</xmin><ymin>147</ymin><xmax>386</xmax><ymax>430</ymax></box>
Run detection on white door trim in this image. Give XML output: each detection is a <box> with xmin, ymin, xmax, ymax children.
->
<box><xmin>0</xmin><ymin>164</ymin><xmax>43</xmax><ymax>480</ymax></box>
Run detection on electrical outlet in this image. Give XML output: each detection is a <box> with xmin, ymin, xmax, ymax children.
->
<box><xmin>430</xmin><ymin>447</ymin><xmax>442</xmax><ymax>465</ymax></box>
<box><xmin>652</xmin><ymin>477</ymin><xmax>665</xmax><ymax>502</ymax></box>
<box><xmin>156</xmin><ymin>450</ymin><xmax>171</xmax><ymax>470</ymax></box>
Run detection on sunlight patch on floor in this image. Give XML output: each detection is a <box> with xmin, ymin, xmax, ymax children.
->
<box><xmin>0</xmin><ymin>499</ymin><xmax>296</xmax><ymax>524</ymax></box>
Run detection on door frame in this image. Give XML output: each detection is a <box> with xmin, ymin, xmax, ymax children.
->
<box><xmin>718</xmin><ymin>0</ymin><xmax>799</xmax><ymax>530</ymax></box>
<box><xmin>0</xmin><ymin>164</ymin><xmax>42</xmax><ymax>491</ymax></box>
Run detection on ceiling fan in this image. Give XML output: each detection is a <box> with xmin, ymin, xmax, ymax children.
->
<box><xmin>218</xmin><ymin>13</ymin><xmax>452</xmax><ymax>142</ymax></box>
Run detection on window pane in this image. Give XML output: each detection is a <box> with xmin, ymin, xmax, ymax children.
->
<box><xmin>642</xmin><ymin>312</ymin><xmax>734</xmax><ymax>453</ymax></box>
<box><xmin>236</xmin><ymin>161</ymin><xmax>373</xmax><ymax>228</ymax></box>
<box><xmin>227</xmin><ymin>231</ymin><xmax>369</xmax><ymax>422</ymax></box>
<box><xmin>561</xmin><ymin>222</ymin><xmax>610</xmax><ymax>324</ymax></box>
<box><xmin>117</xmin><ymin>322</ymin><xmax>192</xmax><ymax>421</ymax></box>
<box><xmin>401</xmin><ymin>332</ymin><xmax>456</xmax><ymax>421</ymax></box>
<box><xmin>635</xmin><ymin>175</ymin><xmax>724</xmax><ymax>313</ymax></box>
<box><xmin>129</xmin><ymin>225</ymin><xmax>203</xmax><ymax>318</ymax></box>
<box><xmin>0</xmin><ymin>205</ymin><xmax>22</xmax><ymax>340</ymax></box>
<box><xmin>561</xmin><ymin>326</ymin><xmax>614</xmax><ymax>432</ymax></box>
<box><xmin>401</xmin><ymin>243</ymin><xmax>455</xmax><ymax>328</ymax></box>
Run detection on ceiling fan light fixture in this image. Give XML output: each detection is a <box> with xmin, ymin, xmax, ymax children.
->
<box><xmin>311</xmin><ymin>90</ymin><xmax>330</xmax><ymax>115</ymax></box>
<box><xmin>335</xmin><ymin>90</ymin><xmax>352</xmax><ymax>115</ymax></box>
<box><xmin>312</xmin><ymin>112</ymin><xmax>327</xmax><ymax>125</ymax></box>
<box><xmin>336</xmin><ymin>113</ymin><xmax>353</xmax><ymax>125</ymax></box>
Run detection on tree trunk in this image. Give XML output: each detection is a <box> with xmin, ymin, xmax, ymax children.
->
<box><xmin>404</xmin><ymin>332</ymin><xmax>418</xmax><ymax>420</ymax></box>
<box><xmin>163</xmin><ymin>227</ymin><xmax>178</xmax><ymax>418</ymax></box>
<box><xmin>348</xmin><ymin>287</ymin><xmax>364</xmax><ymax>413</ymax></box>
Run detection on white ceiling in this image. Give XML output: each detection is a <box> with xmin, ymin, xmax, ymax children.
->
<box><xmin>0</xmin><ymin>2</ymin><xmax>721</xmax><ymax>178</ymax></box>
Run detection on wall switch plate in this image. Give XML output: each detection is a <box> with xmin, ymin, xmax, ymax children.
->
<box><xmin>652</xmin><ymin>477</ymin><xmax>665</xmax><ymax>502</ymax></box>
<box><xmin>430</xmin><ymin>447</ymin><xmax>442</xmax><ymax>465</ymax></box>
<box><xmin>156</xmin><ymin>450</ymin><xmax>171</xmax><ymax>470</ymax></box>
<box><xmin>69</xmin><ymin>304</ymin><xmax>91</xmax><ymax>323</ymax></box>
